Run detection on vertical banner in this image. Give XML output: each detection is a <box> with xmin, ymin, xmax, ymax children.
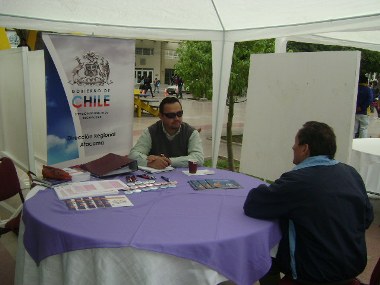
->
<box><xmin>42</xmin><ymin>34</ymin><xmax>135</xmax><ymax>166</ymax></box>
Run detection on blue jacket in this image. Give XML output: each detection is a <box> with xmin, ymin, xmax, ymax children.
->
<box><xmin>244</xmin><ymin>161</ymin><xmax>373</xmax><ymax>283</ymax></box>
<box><xmin>356</xmin><ymin>84</ymin><xmax>373</xmax><ymax>115</ymax></box>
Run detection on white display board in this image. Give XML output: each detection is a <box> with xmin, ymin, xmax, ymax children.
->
<box><xmin>0</xmin><ymin>47</ymin><xmax>36</xmax><ymax>172</ymax></box>
<box><xmin>240</xmin><ymin>51</ymin><xmax>360</xmax><ymax>181</ymax></box>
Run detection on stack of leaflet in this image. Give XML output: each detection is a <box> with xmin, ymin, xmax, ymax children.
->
<box><xmin>54</xmin><ymin>179</ymin><xmax>127</xmax><ymax>200</ymax></box>
<box><xmin>63</xmin><ymin>168</ymin><xmax>91</xmax><ymax>182</ymax></box>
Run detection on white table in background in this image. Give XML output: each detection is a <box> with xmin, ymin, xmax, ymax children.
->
<box><xmin>350</xmin><ymin>138</ymin><xmax>380</xmax><ymax>197</ymax></box>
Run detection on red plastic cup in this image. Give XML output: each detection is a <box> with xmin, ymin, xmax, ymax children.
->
<box><xmin>188</xmin><ymin>160</ymin><xmax>198</xmax><ymax>174</ymax></box>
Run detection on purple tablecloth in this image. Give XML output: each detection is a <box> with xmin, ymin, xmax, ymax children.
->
<box><xmin>23</xmin><ymin>168</ymin><xmax>281</xmax><ymax>285</ymax></box>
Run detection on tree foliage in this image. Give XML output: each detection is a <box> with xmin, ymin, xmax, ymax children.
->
<box><xmin>175</xmin><ymin>41</ymin><xmax>213</xmax><ymax>99</ymax></box>
<box><xmin>175</xmin><ymin>40</ymin><xmax>275</xmax><ymax>100</ymax></box>
<box><xmin>175</xmin><ymin>40</ymin><xmax>274</xmax><ymax>170</ymax></box>
<box><xmin>287</xmin><ymin>41</ymin><xmax>380</xmax><ymax>76</ymax></box>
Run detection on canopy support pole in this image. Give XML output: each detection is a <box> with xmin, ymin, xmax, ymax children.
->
<box><xmin>275</xmin><ymin>37</ymin><xmax>288</xmax><ymax>53</ymax></box>
<box><xmin>211</xmin><ymin>40</ymin><xmax>234</xmax><ymax>168</ymax></box>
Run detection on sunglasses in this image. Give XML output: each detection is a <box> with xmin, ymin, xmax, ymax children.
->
<box><xmin>162</xmin><ymin>110</ymin><xmax>183</xmax><ymax>119</ymax></box>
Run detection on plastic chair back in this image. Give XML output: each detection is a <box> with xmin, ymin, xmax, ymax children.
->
<box><xmin>370</xmin><ymin>257</ymin><xmax>380</xmax><ymax>285</ymax></box>
<box><xmin>0</xmin><ymin>157</ymin><xmax>23</xmax><ymax>201</ymax></box>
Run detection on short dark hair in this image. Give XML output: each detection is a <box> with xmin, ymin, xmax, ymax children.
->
<box><xmin>359</xmin><ymin>74</ymin><xmax>368</xmax><ymax>84</ymax></box>
<box><xmin>159</xmin><ymin>97</ymin><xmax>182</xmax><ymax>114</ymax></box>
<box><xmin>297</xmin><ymin>121</ymin><xmax>336</xmax><ymax>159</ymax></box>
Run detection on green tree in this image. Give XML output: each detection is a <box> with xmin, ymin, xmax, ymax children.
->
<box><xmin>175</xmin><ymin>41</ymin><xmax>213</xmax><ymax>99</ymax></box>
<box><xmin>175</xmin><ymin>40</ymin><xmax>274</xmax><ymax>171</ymax></box>
<box><xmin>287</xmin><ymin>41</ymin><xmax>380</xmax><ymax>76</ymax></box>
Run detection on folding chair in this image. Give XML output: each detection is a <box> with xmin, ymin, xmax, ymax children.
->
<box><xmin>279</xmin><ymin>257</ymin><xmax>380</xmax><ymax>285</ymax></box>
<box><xmin>369</xmin><ymin>257</ymin><xmax>380</xmax><ymax>285</ymax></box>
<box><xmin>0</xmin><ymin>157</ymin><xmax>26</xmax><ymax>236</ymax></box>
<box><xmin>279</xmin><ymin>276</ymin><xmax>360</xmax><ymax>285</ymax></box>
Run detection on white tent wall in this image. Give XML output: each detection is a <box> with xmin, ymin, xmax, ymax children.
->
<box><xmin>240</xmin><ymin>51</ymin><xmax>360</xmax><ymax>181</ymax></box>
<box><xmin>1</xmin><ymin>0</ymin><xmax>380</xmax><ymax>166</ymax></box>
<box><xmin>0</xmin><ymin>47</ymin><xmax>36</xmax><ymax>172</ymax></box>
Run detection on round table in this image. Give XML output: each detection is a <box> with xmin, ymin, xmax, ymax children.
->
<box><xmin>350</xmin><ymin>138</ymin><xmax>380</xmax><ymax>196</ymax></box>
<box><xmin>16</xmin><ymin>168</ymin><xmax>281</xmax><ymax>285</ymax></box>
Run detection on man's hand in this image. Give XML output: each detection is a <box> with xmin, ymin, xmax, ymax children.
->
<box><xmin>147</xmin><ymin>155</ymin><xmax>171</xmax><ymax>169</ymax></box>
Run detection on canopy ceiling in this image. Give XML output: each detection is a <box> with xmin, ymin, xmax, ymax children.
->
<box><xmin>1</xmin><ymin>0</ymin><xmax>380</xmax><ymax>167</ymax></box>
<box><xmin>1</xmin><ymin>0</ymin><xmax>380</xmax><ymax>46</ymax></box>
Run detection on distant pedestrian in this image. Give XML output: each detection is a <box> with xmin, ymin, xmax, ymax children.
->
<box><xmin>171</xmin><ymin>74</ymin><xmax>176</xmax><ymax>85</ymax></box>
<box><xmin>153</xmin><ymin>78</ymin><xmax>160</xmax><ymax>94</ymax></box>
<box><xmin>177</xmin><ymin>77</ymin><xmax>184</xmax><ymax>99</ymax></box>
<box><xmin>139</xmin><ymin>77</ymin><xmax>145</xmax><ymax>94</ymax></box>
<box><xmin>144</xmin><ymin>76</ymin><xmax>154</xmax><ymax>97</ymax></box>
<box><xmin>354</xmin><ymin>74</ymin><xmax>373</xmax><ymax>138</ymax></box>
<box><xmin>371</xmin><ymin>80</ymin><xmax>380</xmax><ymax>118</ymax></box>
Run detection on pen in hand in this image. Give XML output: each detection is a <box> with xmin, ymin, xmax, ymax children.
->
<box><xmin>161</xmin><ymin>176</ymin><xmax>171</xmax><ymax>182</ymax></box>
<box><xmin>160</xmin><ymin>154</ymin><xmax>171</xmax><ymax>166</ymax></box>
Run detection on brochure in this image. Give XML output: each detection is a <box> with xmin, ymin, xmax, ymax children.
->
<box><xmin>188</xmin><ymin>179</ymin><xmax>242</xmax><ymax>190</ymax></box>
<box><xmin>64</xmin><ymin>195</ymin><xmax>133</xmax><ymax>211</ymax></box>
<box><xmin>54</xmin><ymin>179</ymin><xmax>127</xmax><ymax>200</ymax></box>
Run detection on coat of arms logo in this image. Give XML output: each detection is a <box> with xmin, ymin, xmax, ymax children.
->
<box><xmin>69</xmin><ymin>51</ymin><xmax>112</xmax><ymax>86</ymax></box>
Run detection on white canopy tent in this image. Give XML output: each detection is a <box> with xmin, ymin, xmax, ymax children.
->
<box><xmin>1</xmin><ymin>0</ymin><xmax>380</xmax><ymax>166</ymax></box>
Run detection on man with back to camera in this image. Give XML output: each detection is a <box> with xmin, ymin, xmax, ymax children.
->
<box><xmin>128</xmin><ymin>97</ymin><xmax>204</xmax><ymax>169</ymax></box>
<box><xmin>244</xmin><ymin>121</ymin><xmax>373</xmax><ymax>285</ymax></box>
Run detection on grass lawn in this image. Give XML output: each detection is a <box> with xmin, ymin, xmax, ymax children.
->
<box><xmin>221</xmin><ymin>134</ymin><xmax>243</xmax><ymax>144</ymax></box>
<box><xmin>203</xmin><ymin>156</ymin><xmax>240</xmax><ymax>171</ymax></box>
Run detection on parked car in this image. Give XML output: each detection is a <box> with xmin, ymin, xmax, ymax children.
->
<box><xmin>166</xmin><ymin>84</ymin><xmax>190</xmax><ymax>95</ymax></box>
<box><xmin>166</xmin><ymin>85</ymin><xmax>177</xmax><ymax>95</ymax></box>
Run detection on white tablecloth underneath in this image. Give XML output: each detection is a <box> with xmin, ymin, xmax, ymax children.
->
<box><xmin>15</xmin><ymin>221</ymin><xmax>228</xmax><ymax>285</ymax></box>
<box><xmin>350</xmin><ymin>138</ymin><xmax>380</xmax><ymax>196</ymax></box>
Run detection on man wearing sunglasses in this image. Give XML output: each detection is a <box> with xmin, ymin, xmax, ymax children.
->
<box><xmin>129</xmin><ymin>97</ymin><xmax>204</xmax><ymax>169</ymax></box>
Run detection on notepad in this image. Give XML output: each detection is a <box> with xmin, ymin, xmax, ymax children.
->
<box><xmin>138</xmin><ymin>165</ymin><xmax>174</xmax><ymax>173</ymax></box>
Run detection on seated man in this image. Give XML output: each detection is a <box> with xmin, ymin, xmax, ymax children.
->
<box><xmin>244</xmin><ymin>121</ymin><xmax>373</xmax><ymax>285</ymax></box>
<box><xmin>129</xmin><ymin>97</ymin><xmax>204</xmax><ymax>169</ymax></box>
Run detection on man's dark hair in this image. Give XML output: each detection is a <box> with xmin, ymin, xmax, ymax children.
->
<box><xmin>359</xmin><ymin>74</ymin><xmax>368</xmax><ymax>84</ymax></box>
<box><xmin>159</xmin><ymin>97</ymin><xmax>182</xmax><ymax>113</ymax></box>
<box><xmin>297</xmin><ymin>121</ymin><xmax>337</xmax><ymax>159</ymax></box>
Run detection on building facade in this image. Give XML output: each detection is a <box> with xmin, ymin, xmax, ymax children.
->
<box><xmin>134</xmin><ymin>40</ymin><xmax>180</xmax><ymax>85</ymax></box>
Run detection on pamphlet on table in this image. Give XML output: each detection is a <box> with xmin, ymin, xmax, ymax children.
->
<box><xmin>54</xmin><ymin>179</ymin><xmax>127</xmax><ymax>200</ymax></box>
<box><xmin>188</xmin><ymin>179</ymin><xmax>242</xmax><ymax>190</ymax></box>
<box><xmin>64</xmin><ymin>195</ymin><xmax>133</xmax><ymax>211</ymax></box>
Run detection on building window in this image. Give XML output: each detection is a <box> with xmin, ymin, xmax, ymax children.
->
<box><xmin>164</xmin><ymin>50</ymin><xmax>179</xmax><ymax>59</ymax></box>
<box><xmin>135</xmin><ymin>48</ymin><xmax>154</xmax><ymax>56</ymax></box>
